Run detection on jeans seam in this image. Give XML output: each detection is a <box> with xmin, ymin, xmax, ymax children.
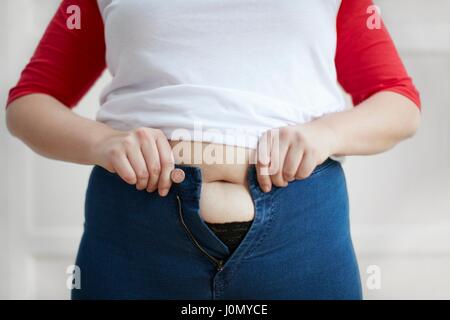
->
<box><xmin>310</xmin><ymin>158</ymin><xmax>336</xmax><ymax>177</ymax></box>
<box><xmin>220</xmin><ymin>192</ymin><xmax>276</xmax><ymax>292</ymax></box>
<box><xmin>246</xmin><ymin>191</ymin><xmax>276</xmax><ymax>258</ymax></box>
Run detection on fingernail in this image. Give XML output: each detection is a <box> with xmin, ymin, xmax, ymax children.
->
<box><xmin>171</xmin><ymin>168</ymin><xmax>185</xmax><ymax>183</ymax></box>
<box><xmin>159</xmin><ymin>188</ymin><xmax>169</xmax><ymax>197</ymax></box>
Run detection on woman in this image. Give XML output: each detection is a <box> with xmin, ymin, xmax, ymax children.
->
<box><xmin>5</xmin><ymin>0</ymin><xmax>421</xmax><ymax>299</ymax></box>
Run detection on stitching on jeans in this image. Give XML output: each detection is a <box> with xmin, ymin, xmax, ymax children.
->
<box><xmin>214</xmin><ymin>278</ymin><xmax>225</xmax><ymax>299</ymax></box>
<box><xmin>193</xmin><ymin>162</ymin><xmax>333</xmax><ymax>293</ymax></box>
<box><xmin>221</xmin><ymin>191</ymin><xmax>276</xmax><ymax>291</ymax></box>
<box><xmin>217</xmin><ymin>160</ymin><xmax>334</xmax><ymax>291</ymax></box>
<box><xmin>310</xmin><ymin>158</ymin><xmax>336</xmax><ymax>176</ymax></box>
<box><xmin>246</xmin><ymin>190</ymin><xmax>276</xmax><ymax>258</ymax></box>
<box><xmin>213</xmin><ymin>197</ymin><xmax>264</xmax><ymax>292</ymax></box>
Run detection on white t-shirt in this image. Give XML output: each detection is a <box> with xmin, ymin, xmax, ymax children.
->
<box><xmin>96</xmin><ymin>0</ymin><xmax>346</xmax><ymax>150</ymax></box>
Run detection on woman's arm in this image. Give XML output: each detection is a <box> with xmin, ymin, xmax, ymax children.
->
<box><xmin>6</xmin><ymin>94</ymin><xmax>116</xmax><ymax>165</ymax></box>
<box><xmin>328</xmin><ymin>0</ymin><xmax>422</xmax><ymax>155</ymax></box>
<box><xmin>5</xmin><ymin>1</ymin><xmax>175</xmax><ymax>196</ymax></box>
<box><xmin>6</xmin><ymin>94</ymin><xmax>175</xmax><ymax>196</ymax></box>
<box><xmin>256</xmin><ymin>0</ymin><xmax>422</xmax><ymax>192</ymax></box>
<box><xmin>255</xmin><ymin>94</ymin><xmax>420</xmax><ymax>192</ymax></box>
<box><xmin>6</xmin><ymin>0</ymin><xmax>106</xmax><ymax>108</ymax></box>
<box><xmin>5</xmin><ymin>0</ymin><xmax>110</xmax><ymax>165</ymax></box>
<box><xmin>311</xmin><ymin>91</ymin><xmax>421</xmax><ymax>157</ymax></box>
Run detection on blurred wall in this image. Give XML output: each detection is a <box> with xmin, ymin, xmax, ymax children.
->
<box><xmin>348</xmin><ymin>0</ymin><xmax>450</xmax><ymax>299</ymax></box>
<box><xmin>0</xmin><ymin>0</ymin><xmax>449</xmax><ymax>299</ymax></box>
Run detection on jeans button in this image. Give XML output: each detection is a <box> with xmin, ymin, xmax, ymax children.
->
<box><xmin>171</xmin><ymin>168</ymin><xmax>185</xmax><ymax>183</ymax></box>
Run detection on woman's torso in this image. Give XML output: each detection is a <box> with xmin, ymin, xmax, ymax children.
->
<box><xmin>96</xmin><ymin>0</ymin><xmax>345</xmax><ymax>223</ymax></box>
<box><xmin>96</xmin><ymin>0</ymin><xmax>346</xmax><ymax>149</ymax></box>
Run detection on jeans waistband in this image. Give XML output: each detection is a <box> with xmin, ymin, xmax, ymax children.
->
<box><xmin>172</xmin><ymin>157</ymin><xmax>337</xmax><ymax>198</ymax></box>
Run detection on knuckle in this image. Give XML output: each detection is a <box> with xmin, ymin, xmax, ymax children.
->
<box><xmin>293</xmin><ymin>131</ymin><xmax>304</xmax><ymax>144</ymax></box>
<box><xmin>148</xmin><ymin>164</ymin><xmax>161</xmax><ymax>176</ymax></box>
<box><xmin>294</xmin><ymin>136</ymin><xmax>303</xmax><ymax>145</ymax></box>
<box><xmin>162</xmin><ymin>158</ymin><xmax>175</xmax><ymax>169</ymax></box>
<box><xmin>137</xmin><ymin>169</ymin><xmax>149</xmax><ymax>180</ymax></box>
<box><xmin>296</xmin><ymin>170</ymin><xmax>311</xmax><ymax>180</ymax></box>
<box><xmin>282</xmin><ymin>169</ymin><xmax>296</xmax><ymax>181</ymax></box>
<box><xmin>122</xmin><ymin>135</ymin><xmax>136</xmax><ymax>148</ymax></box>
<box><xmin>122</xmin><ymin>174</ymin><xmax>135</xmax><ymax>184</ymax></box>
<box><xmin>108</xmin><ymin>147</ymin><xmax>122</xmax><ymax>159</ymax></box>
<box><xmin>309</xmin><ymin>145</ymin><xmax>319</xmax><ymax>156</ymax></box>
<box><xmin>272</xmin><ymin>176</ymin><xmax>286</xmax><ymax>187</ymax></box>
<box><xmin>147</xmin><ymin>181</ymin><xmax>157</xmax><ymax>189</ymax></box>
<box><xmin>279</xmin><ymin>127</ymin><xmax>290</xmax><ymax>138</ymax></box>
<box><xmin>134</xmin><ymin>127</ymin><xmax>151</xmax><ymax>140</ymax></box>
<box><xmin>151</xmin><ymin>128</ymin><xmax>165</xmax><ymax>137</ymax></box>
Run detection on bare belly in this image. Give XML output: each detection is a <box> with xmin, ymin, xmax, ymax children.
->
<box><xmin>169</xmin><ymin>140</ymin><xmax>256</xmax><ymax>223</ymax></box>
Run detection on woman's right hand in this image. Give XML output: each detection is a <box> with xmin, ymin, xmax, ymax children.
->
<box><xmin>94</xmin><ymin>127</ymin><xmax>175</xmax><ymax>196</ymax></box>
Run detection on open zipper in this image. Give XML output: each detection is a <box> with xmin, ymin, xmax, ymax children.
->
<box><xmin>176</xmin><ymin>195</ymin><xmax>224</xmax><ymax>271</ymax></box>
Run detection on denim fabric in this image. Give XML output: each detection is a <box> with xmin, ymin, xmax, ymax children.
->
<box><xmin>71</xmin><ymin>158</ymin><xmax>362</xmax><ymax>300</ymax></box>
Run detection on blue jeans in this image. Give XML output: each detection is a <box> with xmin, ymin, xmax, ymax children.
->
<box><xmin>72</xmin><ymin>158</ymin><xmax>362</xmax><ymax>300</ymax></box>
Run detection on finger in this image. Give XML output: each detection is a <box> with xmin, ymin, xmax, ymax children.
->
<box><xmin>256</xmin><ymin>131</ymin><xmax>272</xmax><ymax>192</ymax></box>
<box><xmin>270</xmin><ymin>131</ymin><xmax>290</xmax><ymax>187</ymax></box>
<box><xmin>112</xmin><ymin>152</ymin><xmax>137</xmax><ymax>185</ymax></box>
<box><xmin>256</xmin><ymin>162</ymin><xmax>272</xmax><ymax>193</ymax></box>
<box><xmin>141</xmin><ymin>137</ymin><xmax>161</xmax><ymax>192</ymax></box>
<box><xmin>126</xmin><ymin>145</ymin><xmax>149</xmax><ymax>190</ymax></box>
<box><xmin>282</xmin><ymin>145</ymin><xmax>304</xmax><ymax>182</ymax></box>
<box><xmin>170</xmin><ymin>168</ymin><xmax>185</xmax><ymax>184</ymax></box>
<box><xmin>296</xmin><ymin>151</ymin><xmax>316</xmax><ymax>179</ymax></box>
<box><xmin>156</xmin><ymin>135</ymin><xmax>175</xmax><ymax>197</ymax></box>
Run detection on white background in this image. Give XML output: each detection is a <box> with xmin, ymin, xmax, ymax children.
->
<box><xmin>0</xmin><ymin>0</ymin><xmax>449</xmax><ymax>299</ymax></box>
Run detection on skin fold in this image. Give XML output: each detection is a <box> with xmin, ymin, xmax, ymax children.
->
<box><xmin>5</xmin><ymin>91</ymin><xmax>420</xmax><ymax>223</ymax></box>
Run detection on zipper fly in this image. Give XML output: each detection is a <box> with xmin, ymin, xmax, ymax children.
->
<box><xmin>176</xmin><ymin>195</ymin><xmax>224</xmax><ymax>271</ymax></box>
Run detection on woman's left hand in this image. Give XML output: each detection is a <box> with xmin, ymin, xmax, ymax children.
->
<box><xmin>256</xmin><ymin>121</ymin><xmax>338</xmax><ymax>192</ymax></box>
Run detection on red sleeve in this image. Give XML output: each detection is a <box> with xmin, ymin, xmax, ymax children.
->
<box><xmin>335</xmin><ymin>0</ymin><xmax>421</xmax><ymax>109</ymax></box>
<box><xmin>6</xmin><ymin>0</ymin><xmax>106</xmax><ymax>109</ymax></box>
